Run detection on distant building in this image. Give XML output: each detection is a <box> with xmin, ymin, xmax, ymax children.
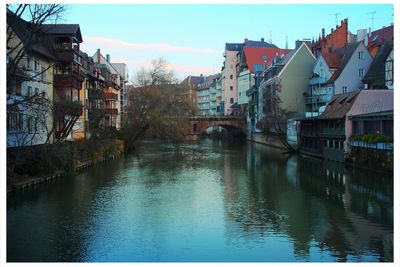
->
<box><xmin>307</xmin><ymin>41</ymin><xmax>373</xmax><ymax>114</ymax></box>
<box><xmin>221</xmin><ymin>38</ymin><xmax>278</xmax><ymax>115</ymax></box>
<box><xmin>196</xmin><ymin>74</ymin><xmax>220</xmax><ymax>116</ymax></box>
<box><xmin>363</xmin><ymin>41</ymin><xmax>393</xmax><ymax>89</ymax></box>
<box><xmin>311</xmin><ymin>19</ymin><xmax>349</xmax><ymax>57</ymax></box>
<box><xmin>180</xmin><ymin>75</ymin><xmax>204</xmax><ymax>114</ymax></box>
<box><xmin>93</xmin><ymin>49</ymin><xmax>123</xmax><ymax>129</ymax></box>
<box><xmin>260</xmin><ymin>42</ymin><xmax>316</xmax><ymax>133</ymax></box>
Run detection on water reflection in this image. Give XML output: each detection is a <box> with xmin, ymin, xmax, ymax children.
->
<box><xmin>7</xmin><ymin>139</ymin><xmax>393</xmax><ymax>262</ymax></box>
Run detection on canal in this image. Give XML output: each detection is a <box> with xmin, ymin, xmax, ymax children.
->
<box><xmin>7</xmin><ymin>139</ymin><xmax>393</xmax><ymax>262</ymax></box>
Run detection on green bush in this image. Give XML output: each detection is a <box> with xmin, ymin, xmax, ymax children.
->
<box><xmin>353</xmin><ymin>133</ymin><xmax>393</xmax><ymax>144</ymax></box>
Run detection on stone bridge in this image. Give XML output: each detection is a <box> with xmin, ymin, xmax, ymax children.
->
<box><xmin>185</xmin><ymin>116</ymin><xmax>247</xmax><ymax>141</ymax></box>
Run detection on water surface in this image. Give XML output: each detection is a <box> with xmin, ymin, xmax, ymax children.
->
<box><xmin>7</xmin><ymin>139</ymin><xmax>393</xmax><ymax>262</ymax></box>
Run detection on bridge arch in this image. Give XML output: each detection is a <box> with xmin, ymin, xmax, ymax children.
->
<box><xmin>186</xmin><ymin>116</ymin><xmax>246</xmax><ymax>141</ymax></box>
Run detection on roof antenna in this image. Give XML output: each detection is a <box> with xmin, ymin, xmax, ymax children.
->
<box><xmin>331</xmin><ymin>13</ymin><xmax>341</xmax><ymax>25</ymax></box>
<box><xmin>367</xmin><ymin>11</ymin><xmax>376</xmax><ymax>31</ymax></box>
<box><xmin>269</xmin><ymin>31</ymin><xmax>272</xmax><ymax>44</ymax></box>
<box><xmin>285</xmin><ymin>34</ymin><xmax>288</xmax><ymax>49</ymax></box>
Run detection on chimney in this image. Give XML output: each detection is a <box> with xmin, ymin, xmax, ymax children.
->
<box><xmin>261</xmin><ymin>37</ymin><xmax>264</xmax><ymax>42</ymax></box>
<box><xmin>368</xmin><ymin>27</ymin><xmax>371</xmax><ymax>37</ymax></box>
<box><xmin>244</xmin><ymin>38</ymin><xmax>249</xmax><ymax>43</ymax></box>
<box><xmin>97</xmin><ymin>49</ymin><xmax>101</xmax><ymax>63</ymax></box>
<box><xmin>106</xmin><ymin>54</ymin><xmax>110</xmax><ymax>62</ymax></box>
<box><xmin>322</xmin><ymin>28</ymin><xmax>325</xmax><ymax>38</ymax></box>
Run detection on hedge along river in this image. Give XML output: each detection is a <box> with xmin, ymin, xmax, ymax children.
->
<box><xmin>7</xmin><ymin>139</ymin><xmax>393</xmax><ymax>262</ymax></box>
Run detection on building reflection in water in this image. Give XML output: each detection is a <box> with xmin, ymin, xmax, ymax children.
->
<box><xmin>219</xmin><ymin>142</ymin><xmax>393</xmax><ymax>262</ymax></box>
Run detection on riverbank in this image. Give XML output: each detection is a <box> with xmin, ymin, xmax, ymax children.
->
<box><xmin>246</xmin><ymin>132</ymin><xmax>287</xmax><ymax>150</ymax></box>
<box><xmin>7</xmin><ymin>139</ymin><xmax>125</xmax><ymax>196</ymax></box>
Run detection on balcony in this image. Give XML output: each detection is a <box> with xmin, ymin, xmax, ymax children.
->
<box><xmin>309</xmin><ymin>76</ymin><xmax>327</xmax><ymax>85</ymax></box>
<box><xmin>105</xmin><ymin>108</ymin><xmax>118</xmax><ymax>115</ymax></box>
<box><xmin>320</xmin><ymin>127</ymin><xmax>344</xmax><ymax>137</ymax></box>
<box><xmin>104</xmin><ymin>92</ymin><xmax>118</xmax><ymax>100</ymax></box>
<box><xmin>54</xmin><ymin>73</ymin><xmax>83</xmax><ymax>90</ymax></box>
<box><xmin>197</xmin><ymin>98</ymin><xmax>209</xmax><ymax>104</ymax></box>
<box><xmin>348</xmin><ymin>140</ymin><xmax>393</xmax><ymax>151</ymax></box>
<box><xmin>54</xmin><ymin>100</ymin><xmax>83</xmax><ymax>118</ymax></box>
<box><xmin>305</xmin><ymin>95</ymin><xmax>328</xmax><ymax>105</ymax></box>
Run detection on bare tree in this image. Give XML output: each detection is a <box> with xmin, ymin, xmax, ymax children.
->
<box><xmin>123</xmin><ymin>58</ymin><xmax>193</xmax><ymax>152</ymax></box>
<box><xmin>7</xmin><ymin>4</ymin><xmax>65</xmax><ymax>93</ymax></box>
<box><xmin>133</xmin><ymin>58</ymin><xmax>179</xmax><ymax>87</ymax></box>
<box><xmin>262</xmin><ymin>78</ymin><xmax>297</xmax><ymax>153</ymax></box>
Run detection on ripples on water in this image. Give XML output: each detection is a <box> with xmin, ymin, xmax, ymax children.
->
<box><xmin>7</xmin><ymin>139</ymin><xmax>393</xmax><ymax>262</ymax></box>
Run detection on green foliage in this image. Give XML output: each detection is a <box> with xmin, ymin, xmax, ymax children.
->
<box><xmin>351</xmin><ymin>133</ymin><xmax>393</xmax><ymax>144</ymax></box>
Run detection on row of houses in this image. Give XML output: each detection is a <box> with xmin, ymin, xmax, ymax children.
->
<box><xmin>184</xmin><ymin>19</ymin><xmax>394</xmax><ymax>163</ymax></box>
<box><xmin>6</xmin><ymin>10</ymin><xmax>129</xmax><ymax>148</ymax></box>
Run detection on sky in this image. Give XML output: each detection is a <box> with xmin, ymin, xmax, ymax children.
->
<box><xmin>62</xmin><ymin>4</ymin><xmax>393</xmax><ymax>82</ymax></box>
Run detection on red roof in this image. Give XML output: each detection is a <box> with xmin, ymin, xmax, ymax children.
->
<box><xmin>368</xmin><ymin>25</ymin><xmax>393</xmax><ymax>44</ymax></box>
<box><xmin>243</xmin><ymin>47</ymin><xmax>291</xmax><ymax>73</ymax></box>
<box><xmin>323</xmin><ymin>51</ymin><xmax>341</xmax><ymax>68</ymax></box>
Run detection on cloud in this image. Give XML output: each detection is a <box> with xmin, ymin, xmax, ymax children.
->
<box><xmin>83</xmin><ymin>36</ymin><xmax>218</xmax><ymax>55</ymax></box>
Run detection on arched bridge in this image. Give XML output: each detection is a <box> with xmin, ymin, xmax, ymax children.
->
<box><xmin>186</xmin><ymin>116</ymin><xmax>247</xmax><ymax>141</ymax></box>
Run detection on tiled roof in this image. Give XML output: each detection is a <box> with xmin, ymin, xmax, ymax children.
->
<box><xmin>243</xmin><ymin>47</ymin><xmax>291</xmax><ymax>73</ymax></box>
<box><xmin>323</xmin><ymin>52</ymin><xmax>341</xmax><ymax>68</ymax></box>
<box><xmin>319</xmin><ymin>90</ymin><xmax>360</xmax><ymax>119</ymax></box>
<box><xmin>363</xmin><ymin>41</ymin><xmax>393</xmax><ymax>88</ymax></box>
<box><xmin>326</xmin><ymin>42</ymin><xmax>359</xmax><ymax>84</ymax></box>
<box><xmin>244</xmin><ymin>40</ymin><xmax>278</xmax><ymax>49</ymax></box>
<box><xmin>41</xmin><ymin>24</ymin><xmax>83</xmax><ymax>42</ymax></box>
<box><xmin>225</xmin><ymin>43</ymin><xmax>243</xmax><ymax>51</ymax></box>
<box><xmin>368</xmin><ymin>25</ymin><xmax>394</xmax><ymax>44</ymax></box>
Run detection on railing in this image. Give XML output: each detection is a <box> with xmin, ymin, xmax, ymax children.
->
<box><xmin>197</xmin><ymin>98</ymin><xmax>209</xmax><ymax>104</ymax></box>
<box><xmin>320</xmin><ymin>128</ymin><xmax>344</xmax><ymax>136</ymax></box>
<box><xmin>349</xmin><ymin>140</ymin><xmax>393</xmax><ymax>151</ymax></box>
<box><xmin>197</xmin><ymin>91</ymin><xmax>209</xmax><ymax>97</ymax></box>
<box><xmin>104</xmin><ymin>92</ymin><xmax>118</xmax><ymax>100</ymax></box>
<box><xmin>305</xmin><ymin>95</ymin><xmax>328</xmax><ymax>105</ymax></box>
<box><xmin>105</xmin><ymin>108</ymin><xmax>118</xmax><ymax>115</ymax></box>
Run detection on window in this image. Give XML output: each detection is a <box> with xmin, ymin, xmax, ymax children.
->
<box><xmin>27</xmin><ymin>86</ymin><xmax>32</xmax><ymax>97</ymax></box>
<box><xmin>35</xmin><ymin>88</ymin><xmax>39</xmax><ymax>95</ymax></box>
<box><xmin>34</xmin><ymin>117</ymin><xmax>38</xmax><ymax>132</ymax></box>
<box><xmin>359</xmin><ymin>68</ymin><xmax>364</xmax><ymax>77</ymax></box>
<box><xmin>27</xmin><ymin>117</ymin><xmax>32</xmax><ymax>133</ymax></box>
<box><xmin>41</xmin><ymin>67</ymin><xmax>46</xmax><ymax>82</ymax></box>
<box><xmin>7</xmin><ymin>112</ymin><xmax>24</xmax><ymax>132</ymax></box>
<box><xmin>230</xmin><ymin>98</ymin><xmax>234</xmax><ymax>104</ymax></box>
<box><xmin>239</xmin><ymin>92</ymin><xmax>242</xmax><ymax>97</ymax></box>
<box><xmin>34</xmin><ymin>59</ymin><xmax>39</xmax><ymax>71</ymax></box>
<box><xmin>230</xmin><ymin>75</ymin><xmax>233</xmax><ymax>79</ymax></box>
<box><xmin>342</xmin><ymin>86</ymin><xmax>347</xmax><ymax>93</ymax></box>
<box><xmin>358</xmin><ymin>51</ymin><xmax>364</xmax><ymax>59</ymax></box>
<box><xmin>230</xmin><ymin>86</ymin><xmax>233</xmax><ymax>91</ymax></box>
<box><xmin>26</xmin><ymin>57</ymin><xmax>31</xmax><ymax>70</ymax></box>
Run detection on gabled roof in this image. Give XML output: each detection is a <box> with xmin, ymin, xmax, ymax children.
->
<box><xmin>276</xmin><ymin>42</ymin><xmax>315</xmax><ymax>76</ymax></box>
<box><xmin>7</xmin><ymin>10</ymin><xmax>56</xmax><ymax>60</ymax></box>
<box><xmin>319</xmin><ymin>90</ymin><xmax>360</xmax><ymax>119</ymax></box>
<box><xmin>322</xmin><ymin>52</ymin><xmax>341</xmax><ymax>68</ymax></box>
<box><xmin>181</xmin><ymin>75</ymin><xmax>205</xmax><ymax>87</ymax></box>
<box><xmin>242</xmin><ymin>47</ymin><xmax>291</xmax><ymax>73</ymax></box>
<box><xmin>41</xmin><ymin>24</ymin><xmax>83</xmax><ymax>43</ymax></box>
<box><xmin>326</xmin><ymin>42</ymin><xmax>360</xmax><ymax>84</ymax></box>
<box><xmin>363</xmin><ymin>40</ymin><xmax>393</xmax><ymax>88</ymax></box>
